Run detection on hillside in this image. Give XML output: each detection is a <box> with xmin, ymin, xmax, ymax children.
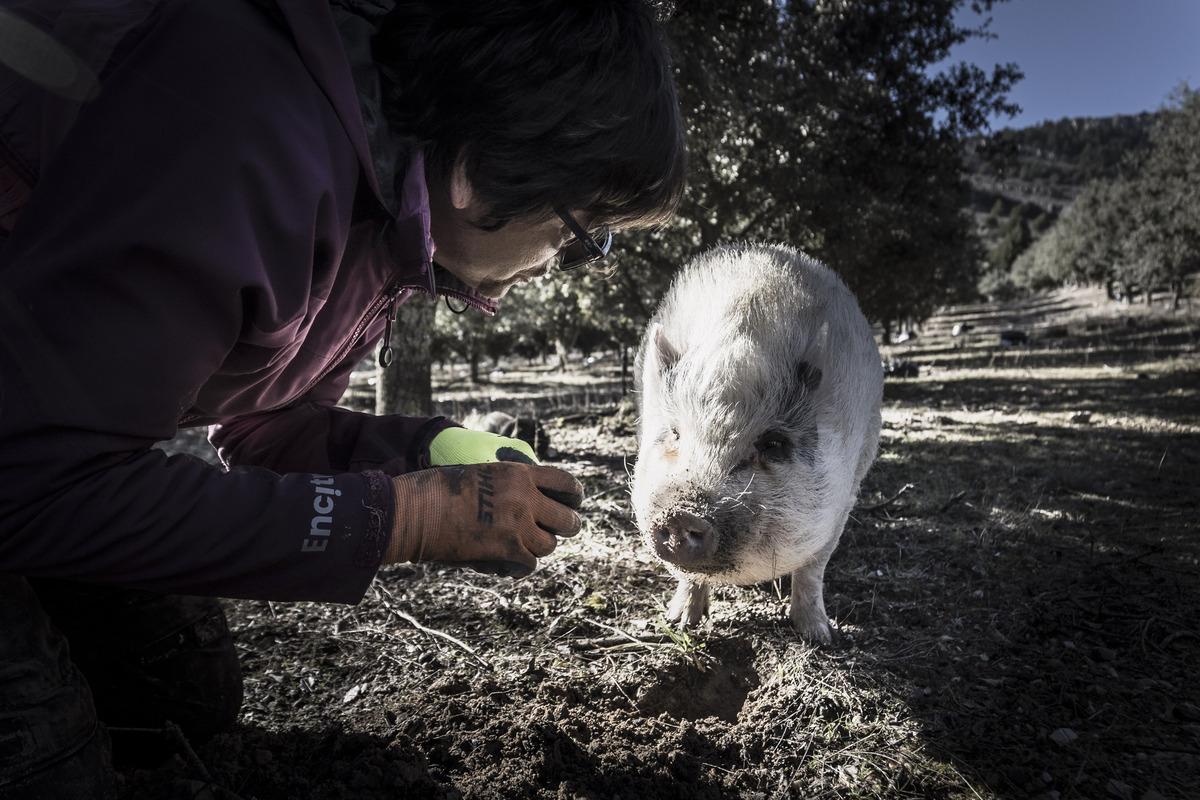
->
<box><xmin>965</xmin><ymin>112</ymin><xmax>1157</xmax><ymax>217</ymax></box>
<box><xmin>961</xmin><ymin>111</ymin><xmax>1170</xmax><ymax>301</ymax></box>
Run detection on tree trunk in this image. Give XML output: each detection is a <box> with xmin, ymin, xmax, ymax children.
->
<box><xmin>621</xmin><ymin>346</ymin><xmax>630</xmax><ymax>395</ymax></box>
<box><xmin>375</xmin><ymin>297</ymin><xmax>436</xmax><ymax>416</ymax></box>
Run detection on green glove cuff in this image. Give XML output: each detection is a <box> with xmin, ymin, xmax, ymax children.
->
<box><xmin>428</xmin><ymin>427</ymin><xmax>539</xmax><ymax>466</ymax></box>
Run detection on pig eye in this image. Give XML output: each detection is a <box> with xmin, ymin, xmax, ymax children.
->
<box><xmin>755</xmin><ymin>433</ymin><xmax>791</xmax><ymax>461</ymax></box>
<box><xmin>658</xmin><ymin>427</ymin><xmax>680</xmax><ymax>453</ymax></box>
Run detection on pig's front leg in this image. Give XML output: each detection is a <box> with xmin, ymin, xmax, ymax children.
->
<box><xmin>789</xmin><ymin>566</ymin><xmax>831</xmax><ymax>642</ymax></box>
<box><xmin>666</xmin><ymin>576</ymin><xmax>709</xmax><ymax>627</ymax></box>
<box><xmin>789</xmin><ymin>539</ymin><xmax>838</xmax><ymax>642</ymax></box>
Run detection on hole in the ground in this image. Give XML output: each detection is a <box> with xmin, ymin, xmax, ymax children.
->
<box><xmin>634</xmin><ymin>638</ymin><xmax>760</xmax><ymax>723</ymax></box>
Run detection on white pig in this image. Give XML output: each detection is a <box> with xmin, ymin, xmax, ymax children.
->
<box><xmin>631</xmin><ymin>243</ymin><xmax>882</xmax><ymax>641</ymax></box>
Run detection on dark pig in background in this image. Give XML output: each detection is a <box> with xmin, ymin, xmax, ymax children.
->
<box><xmin>631</xmin><ymin>243</ymin><xmax>883</xmax><ymax>641</ymax></box>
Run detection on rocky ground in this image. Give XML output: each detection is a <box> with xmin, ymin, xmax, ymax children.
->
<box><xmin>133</xmin><ymin>286</ymin><xmax>1199</xmax><ymax>800</ymax></box>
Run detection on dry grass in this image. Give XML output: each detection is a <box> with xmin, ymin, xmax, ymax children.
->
<box><xmin>136</xmin><ymin>286</ymin><xmax>1200</xmax><ymax>800</ymax></box>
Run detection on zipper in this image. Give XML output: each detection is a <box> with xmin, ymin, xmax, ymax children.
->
<box><xmin>179</xmin><ymin>281</ymin><xmax>406</xmax><ymax>426</ymax></box>
<box><xmin>378</xmin><ymin>293</ymin><xmax>400</xmax><ymax>367</ymax></box>
<box><xmin>273</xmin><ymin>280</ymin><xmax>405</xmax><ymax>412</ymax></box>
<box><xmin>180</xmin><ymin>265</ymin><xmax>497</xmax><ymax>425</ymax></box>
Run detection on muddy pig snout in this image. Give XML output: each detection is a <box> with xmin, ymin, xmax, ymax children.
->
<box><xmin>650</xmin><ymin>510</ymin><xmax>717</xmax><ymax>566</ymax></box>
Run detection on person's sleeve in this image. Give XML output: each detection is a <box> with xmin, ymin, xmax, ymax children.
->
<box><xmin>209</xmin><ymin>401</ymin><xmax>458</xmax><ymax>476</ymax></box>
<box><xmin>0</xmin><ymin>0</ymin><xmax>387</xmax><ymax>602</ymax></box>
<box><xmin>206</xmin><ymin>311</ymin><xmax>460</xmax><ymax>476</ymax></box>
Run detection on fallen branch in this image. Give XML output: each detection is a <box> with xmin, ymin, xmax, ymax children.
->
<box><xmin>568</xmin><ymin>619</ymin><xmax>679</xmax><ymax>653</ymax></box>
<box><xmin>373</xmin><ymin>585</ymin><xmax>492</xmax><ymax>670</ymax></box>
<box><xmin>938</xmin><ymin>489</ymin><xmax>968</xmax><ymax>514</ymax></box>
<box><xmin>568</xmin><ymin>634</ymin><xmax>675</xmax><ymax>651</ymax></box>
<box><xmin>859</xmin><ymin>483</ymin><xmax>914</xmax><ymax>512</ymax></box>
<box><xmin>388</xmin><ymin>605</ymin><xmax>492</xmax><ymax>671</ymax></box>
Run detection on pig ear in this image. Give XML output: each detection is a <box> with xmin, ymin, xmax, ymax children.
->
<box><xmin>651</xmin><ymin>323</ymin><xmax>682</xmax><ymax>372</ymax></box>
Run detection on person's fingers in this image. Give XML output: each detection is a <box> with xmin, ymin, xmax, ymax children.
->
<box><xmin>496</xmin><ymin>446</ymin><xmax>537</xmax><ymax>465</ymax></box>
<box><xmin>529</xmin><ymin>465</ymin><xmax>584</xmax><ymax>509</ymax></box>
<box><xmin>535</xmin><ymin>505</ymin><xmax>581</xmax><ymax>538</ymax></box>
<box><xmin>523</xmin><ymin>527</ymin><xmax>559</xmax><ymax>558</ymax></box>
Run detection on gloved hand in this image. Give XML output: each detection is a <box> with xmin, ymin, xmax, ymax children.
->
<box><xmin>385</xmin><ymin>462</ymin><xmax>583</xmax><ymax>577</ymax></box>
<box><xmin>429</xmin><ymin>426</ymin><xmax>538</xmax><ymax>466</ymax></box>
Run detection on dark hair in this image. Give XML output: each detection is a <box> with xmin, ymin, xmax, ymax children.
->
<box><xmin>373</xmin><ymin>0</ymin><xmax>686</xmax><ymax>231</ymax></box>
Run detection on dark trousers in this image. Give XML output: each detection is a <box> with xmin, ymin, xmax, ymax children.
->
<box><xmin>0</xmin><ymin>576</ymin><xmax>243</xmax><ymax>799</ymax></box>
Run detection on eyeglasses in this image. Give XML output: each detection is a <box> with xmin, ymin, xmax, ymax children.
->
<box><xmin>554</xmin><ymin>206</ymin><xmax>612</xmax><ymax>271</ymax></box>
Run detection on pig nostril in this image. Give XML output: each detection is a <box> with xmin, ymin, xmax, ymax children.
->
<box><xmin>650</xmin><ymin>511</ymin><xmax>717</xmax><ymax>566</ymax></box>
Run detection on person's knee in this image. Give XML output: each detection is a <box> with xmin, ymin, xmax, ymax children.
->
<box><xmin>0</xmin><ymin>576</ymin><xmax>116</xmax><ymax>798</ymax></box>
<box><xmin>26</xmin><ymin>584</ymin><xmax>244</xmax><ymax>767</ymax></box>
<box><xmin>94</xmin><ymin>597</ymin><xmax>244</xmax><ymax>756</ymax></box>
<box><xmin>0</xmin><ymin>718</ymin><xmax>115</xmax><ymax>800</ymax></box>
<box><xmin>102</xmin><ymin>599</ymin><xmax>243</xmax><ymax>769</ymax></box>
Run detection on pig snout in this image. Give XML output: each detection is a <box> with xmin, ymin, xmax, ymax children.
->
<box><xmin>650</xmin><ymin>510</ymin><xmax>717</xmax><ymax>567</ymax></box>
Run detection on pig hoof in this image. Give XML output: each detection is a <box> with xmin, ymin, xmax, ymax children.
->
<box><xmin>651</xmin><ymin>512</ymin><xmax>717</xmax><ymax>567</ymax></box>
<box><xmin>666</xmin><ymin>580</ymin><xmax>710</xmax><ymax>627</ymax></box>
<box><xmin>790</xmin><ymin>607</ymin><xmax>834</xmax><ymax>644</ymax></box>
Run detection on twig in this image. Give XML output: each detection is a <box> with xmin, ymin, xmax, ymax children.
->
<box><xmin>386</xmin><ymin>605</ymin><xmax>493</xmax><ymax>671</ymax></box>
<box><xmin>586</xmin><ymin>486</ymin><xmax>627</xmax><ymax>501</ymax></box>
<box><xmin>569</xmin><ymin>633</ymin><xmax>675</xmax><ymax>651</ymax></box>
<box><xmin>1160</xmin><ymin>629</ymin><xmax>1200</xmax><ymax>648</ymax></box>
<box><xmin>164</xmin><ymin>720</ymin><xmax>216</xmax><ymax>785</ymax></box>
<box><xmin>584</xmin><ymin>618</ymin><xmax>666</xmax><ymax>646</ymax></box>
<box><xmin>1131</xmin><ymin>742</ymin><xmax>1200</xmax><ymax>756</ymax></box>
<box><xmin>373</xmin><ymin>584</ymin><xmax>492</xmax><ymax>670</ymax></box>
<box><xmin>937</xmin><ymin>489</ymin><xmax>968</xmax><ymax>514</ymax></box>
<box><xmin>109</xmin><ymin>723</ymin><xmax>256</xmax><ymax>799</ymax></box>
<box><xmin>566</xmin><ymin>618</ymin><xmax>690</xmax><ymax>654</ymax></box>
<box><xmin>859</xmin><ymin>483</ymin><xmax>914</xmax><ymax>512</ymax></box>
<box><xmin>443</xmin><ymin>581</ymin><xmax>510</xmax><ymax>607</ymax></box>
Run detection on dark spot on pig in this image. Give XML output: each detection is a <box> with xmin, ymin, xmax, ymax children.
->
<box><xmin>778</xmin><ymin>363</ymin><xmax>822</xmax><ymax>466</ymax></box>
<box><xmin>655</xmin><ymin>427</ymin><xmax>680</xmax><ymax>449</ymax></box>
<box><xmin>795</xmin><ymin>360</ymin><xmax>823</xmax><ymax>393</ymax></box>
<box><xmin>781</xmin><ymin>361</ymin><xmax>822</xmax><ymax>419</ymax></box>
<box><xmin>755</xmin><ymin>430</ymin><xmax>792</xmax><ymax>462</ymax></box>
<box><xmin>791</xmin><ymin>424</ymin><xmax>819</xmax><ymax>466</ymax></box>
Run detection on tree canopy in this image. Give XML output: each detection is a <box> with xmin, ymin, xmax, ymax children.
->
<box><xmin>408</xmin><ymin>0</ymin><xmax>1023</xmax><ymax>391</ymax></box>
<box><xmin>1010</xmin><ymin>86</ymin><xmax>1199</xmax><ymax>305</ymax></box>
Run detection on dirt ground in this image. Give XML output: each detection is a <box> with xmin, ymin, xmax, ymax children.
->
<box><xmin>132</xmin><ymin>286</ymin><xmax>1199</xmax><ymax>800</ymax></box>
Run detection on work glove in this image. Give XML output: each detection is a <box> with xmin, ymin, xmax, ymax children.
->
<box><xmin>385</xmin><ymin>461</ymin><xmax>583</xmax><ymax>577</ymax></box>
<box><xmin>428</xmin><ymin>426</ymin><xmax>538</xmax><ymax>466</ymax></box>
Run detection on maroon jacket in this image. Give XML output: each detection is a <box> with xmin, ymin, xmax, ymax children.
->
<box><xmin>0</xmin><ymin>0</ymin><xmax>495</xmax><ymax>602</ymax></box>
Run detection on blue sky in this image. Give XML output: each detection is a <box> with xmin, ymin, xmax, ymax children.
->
<box><xmin>936</xmin><ymin>0</ymin><xmax>1199</xmax><ymax>130</ymax></box>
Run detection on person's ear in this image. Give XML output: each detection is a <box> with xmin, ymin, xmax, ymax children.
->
<box><xmin>450</xmin><ymin>159</ymin><xmax>475</xmax><ymax>211</ymax></box>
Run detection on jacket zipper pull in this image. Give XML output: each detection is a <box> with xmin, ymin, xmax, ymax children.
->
<box><xmin>378</xmin><ymin>295</ymin><xmax>399</xmax><ymax>368</ymax></box>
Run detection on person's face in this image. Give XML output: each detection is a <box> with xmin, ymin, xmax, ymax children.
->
<box><xmin>427</xmin><ymin>163</ymin><xmax>578</xmax><ymax>300</ymax></box>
